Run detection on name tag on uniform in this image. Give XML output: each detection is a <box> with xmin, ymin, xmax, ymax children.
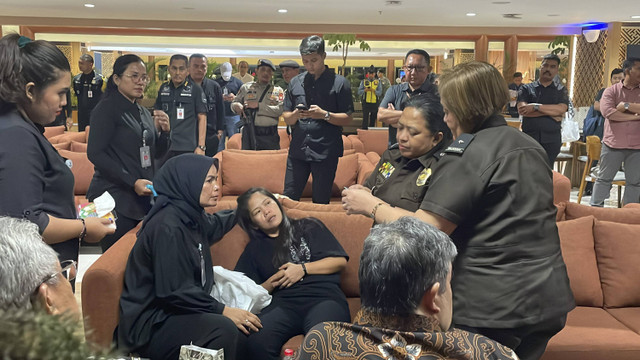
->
<box><xmin>177</xmin><ymin>107</ymin><xmax>184</xmax><ymax>120</ymax></box>
<box><xmin>140</xmin><ymin>146</ymin><xmax>151</xmax><ymax>168</ymax></box>
<box><xmin>88</xmin><ymin>90</ymin><xmax>93</xmax><ymax>98</ymax></box>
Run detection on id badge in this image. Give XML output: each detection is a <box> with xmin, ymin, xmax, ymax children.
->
<box><xmin>88</xmin><ymin>90</ymin><xmax>93</xmax><ymax>98</ymax></box>
<box><xmin>140</xmin><ymin>146</ymin><xmax>151</xmax><ymax>168</ymax></box>
<box><xmin>177</xmin><ymin>107</ymin><xmax>185</xmax><ymax>120</ymax></box>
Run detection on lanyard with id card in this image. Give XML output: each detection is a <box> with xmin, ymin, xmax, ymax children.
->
<box><xmin>140</xmin><ymin>129</ymin><xmax>151</xmax><ymax>169</ymax></box>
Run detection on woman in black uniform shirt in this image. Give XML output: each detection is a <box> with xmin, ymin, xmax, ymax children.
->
<box><xmin>0</xmin><ymin>34</ymin><xmax>113</xmax><ymax>264</ymax></box>
<box><xmin>235</xmin><ymin>188</ymin><xmax>350</xmax><ymax>360</ymax></box>
<box><xmin>87</xmin><ymin>54</ymin><xmax>171</xmax><ymax>251</ymax></box>
<box><xmin>341</xmin><ymin>93</ymin><xmax>451</xmax><ymax>223</ymax></box>
<box><xmin>417</xmin><ymin>62</ymin><xmax>574</xmax><ymax>360</ymax></box>
<box><xmin>117</xmin><ymin>154</ymin><xmax>250</xmax><ymax>360</ymax></box>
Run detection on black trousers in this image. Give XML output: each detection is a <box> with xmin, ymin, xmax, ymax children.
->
<box><xmin>78</xmin><ymin>109</ymin><xmax>90</xmax><ymax>132</ymax></box>
<box><xmin>242</xmin><ymin>125</ymin><xmax>280</xmax><ymax>150</ymax></box>
<box><xmin>245</xmin><ymin>299</ymin><xmax>350</xmax><ymax>360</ymax></box>
<box><xmin>283</xmin><ymin>155</ymin><xmax>339</xmax><ymax>204</ymax></box>
<box><xmin>99</xmin><ymin>213</ymin><xmax>140</xmax><ymax>252</ymax></box>
<box><xmin>361</xmin><ymin>102</ymin><xmax>379</xmax><ymax>130</ymax></box>
<box><xmin>205</xmin><ymin>134</ymin><xmax>220</xmax><ymax>157</ymax></box>
<box><xmin>138</xmin><ymin>313</ymin><xmax>240</xmax><ymax>360</ymax></box>
<box><xmin>456</xmin><ymin>314</ymin><xmax>567</xmax><ymax>360</ymax></box>
<box><xmin>523</xmin><ymin>130</ymin><xmax>562</xmax><ymax>167</ymax></box>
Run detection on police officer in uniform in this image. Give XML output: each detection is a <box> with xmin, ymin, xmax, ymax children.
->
<box><xmin>73</xmin><ymin>54</ymin><xmax>105</xmax><ymax>131</ymax></box>
<box><xmin>231</xmin><ymin>59</ymin><xmax>284</xmax><ymax>150</ymax></box>
<box><xmin>188</xmin><ymin>53</ymin><xmax>224</xmax><ymax>156</ymax></box>
<box><xmin>279</xmin><ymin>60</ymin><xmax>300</xmax><ymax>90</ymax></box>
<box><xmin>342</xmin><ymin>93</ymin><xmax>451</xmax><ymax>219</ymax></box>
<box><xmin>358</xmin><ymin>66</ymin><xmax>383</xmax><ymax>130</ymax></box>
<box><xmin>410</xmin><ymin>61</ymin><xmax>574</xmax><ymax>360</ymax></box>
<box><xmin>283</xmin><ymin>35</ymin><xmax>354</xmax><ymax>204</ymax></box>
<box><xmin>155</xmin><ymin>54</ymin><xmax>208</xmax><ymax>162</ymax></box>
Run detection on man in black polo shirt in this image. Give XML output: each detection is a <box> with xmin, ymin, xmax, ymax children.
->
<box><xmin>188</xmin><ymin>53</ymin><xmax>224</xmax><ymax>156</ymax></box>
<box><xmin>517</xmin><ymin>54</ymin><xmax>569</xmax><ymax>165</ymax></box>
<box><xmin>283</xmin><ymin>35</ymin><xmax>354</xmax><ymax>204</ymax></box>
<box><xmin>378</xmin><ymin>49</ymin><xmax>438</xmax><ymax>147</ymax></box>
<box><xmin>155</xmin><ymin>54</ymin><xmax>208</xmax><ymax>161</ymax></box>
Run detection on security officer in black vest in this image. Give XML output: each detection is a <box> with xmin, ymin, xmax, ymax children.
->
<box><xmin>73</xmin><ymin>54</ymin><xmax>105</xmax><ymax>131</ymax></box>
<box><xmin>155</xmin><ymin>54</ymin><xmax>208</xmax><ymax>162</ymax></box>
<box><xmin>188</xmin><ymin>53</ymin><xmax>224</xmax><ymax>157</ymax></box>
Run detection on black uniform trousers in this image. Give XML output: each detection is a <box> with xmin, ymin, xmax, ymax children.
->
<box><xmin>241</xmin><ymin>125</ymin><xmax>280</xmax><ymax>150</ymax></box>
<box><xmin>361</xmin><ymin>102</ymin><xmax>379</xmax><ymax>130</ymax></box>
<box><xmin>137</xmin><ymin>313</ymin><xmax>240</xmax><ymax>360</ymax></box>
<box><xmin>244</xmin><ymin>298</ymin><xmax>350</xmax><ymax>360</ymax></box>
<box><xmin>457</xmin><ymin>314</ymin><xmax>567</xmax><ymax>360</ymax></box>
<box><xmin>283</xmin><ymin>155</ymin><xmax>339</xmax><ymax>204</ymax></box>
<box><xmin>78</xmin><ymin>109</ymin><xmax>91</xmax><ymax>132</ymax></box>
<box><xmin>523</xmin><ymin>129</ymin><xmax>562</xmax><ymax>166</ymax></box>
<box><xmin>99</xmin><ymin>214</ymin><xmax>141</xmax><ymax>252</ymax></box>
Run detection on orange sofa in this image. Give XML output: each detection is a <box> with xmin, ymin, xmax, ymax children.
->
<box><xmin>82</xmin><ymin>201</ymin><xmax>640</xmax><ymax>357</ymax></box>
<box><xmin>211</xmin><ymin>149</ymin><xmax>378</xmax><ymax>206</ymax></box>
<box><xmin>542</xmin><ymin>202</ymin><xmax>640</xmax><ymax>360</ymax></box>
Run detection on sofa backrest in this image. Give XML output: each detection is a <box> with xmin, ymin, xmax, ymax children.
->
<box><xmin>58</xmin><ymin>149</ymin><xmax>94</xmax><ymax>195</ymax></box>
<box><xmin>561</xmin><ymin>201</ymin><xmax>640</xmax><ymax>224</ymax></box>
<box><xmin>355</xmin><ymin>128</ymin><xmax>389</xmax><ymax>156</ymax></box>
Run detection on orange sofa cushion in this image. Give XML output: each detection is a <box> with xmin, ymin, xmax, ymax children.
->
<box><xmin>43</xmin><ymin>125</ymin><xmax>65</xmax><ymax>139</ymax></box>
<box><xmin>52</xmin><ymin>141</ymin><xmax>71</xmax><ymax>151</ymax></box>
<box><xmin>71</xmin><ymin>141</ymin><xmax>88</xmax><ymax>152</ymax></box>
<box><xmin>285</xmin><ymin>208</ymin><xmax>372</xmax><ymax>298</ymax></box>
<box><xmin>58</xmin><ymin>149</ymin><xmax>94</xmax><ymax>195</ymax></box>
<box><xmin>356</xmin><ymin>129</ymin><xmax>389</xmax><ymax>156</ymax></box>
<box><xmin>219</xmin><ymin>149</ymin><xmax>288</xmax><ymax>196</ymax></box>
<box><xmin>594</xmin><ymin>220</ymin><xmax>640</xmax><ymax>308</ymax></box>
<box><xmin>557</xmin><ymin>216</ymin><xmax>602</xmax><ymax>307</ymax></box>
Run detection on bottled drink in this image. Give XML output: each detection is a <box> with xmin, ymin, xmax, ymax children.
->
<box><xmin>282</xmin><ymin>348</ymin><xmax>295</xmax><ymax>360</ymax></box>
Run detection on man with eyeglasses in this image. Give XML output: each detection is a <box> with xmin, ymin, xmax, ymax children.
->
<box><xmin>188</xmin><ymin>53</ymin><xmax>225</xmax><ymax>156</ymax></box>
<box><xmin>0</xmin><ymin>216</ymin><xmax>79</xmax><ymax>318</ymax></box>
<box><xmin>155</xmin><ymin>54</ymin><xmax>208</xmax><ymax>162</ymax></box>
<box><xmin>231</xmin><ymin>59</ymin><xmax>284</xmax><ymax>150</ymax></box>
<box><xmin>73</xmin><ymin>53</ymin><xmax>106</xmax><ymax>132</ymax></box>
<box><xmin>378</xmin><ymin>49</ymin><xmax>438</xmax><ymax>147</ymax></box>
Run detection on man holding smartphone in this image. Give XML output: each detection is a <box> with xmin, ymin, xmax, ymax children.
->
<box><xmin>282</xmin><ymin>35</ymin><xmax>354</xmax><ymax>204</ymax></box>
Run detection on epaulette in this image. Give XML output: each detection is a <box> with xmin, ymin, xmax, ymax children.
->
<box><xmin>389</xmin><ymin>143</ymin><xmax>400</xmax><ymax>150</ymax></box>
<box><xmin>443</xmin><ymin>133</ymin><xmax>475</xmax><ymax>156</ymax></box>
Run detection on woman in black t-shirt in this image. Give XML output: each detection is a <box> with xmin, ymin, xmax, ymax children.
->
<box><xmin>235</xmin><ymin>187</ymin><xmax>350</xmax><ymax>360</ymax></box>
<box><xmin>87</xmin><ymin>54</ymin><xmax>171</xmax><ymax>251</ymax></box>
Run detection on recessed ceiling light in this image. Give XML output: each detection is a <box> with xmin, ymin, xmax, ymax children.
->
<box><xmin>632</xmin><ymin>15</ymin><xmax>640</xmax><ymax>19</ymax></box>
<box><xmin>385</xmin><ymin>1</ymin><xmax>402</xmax><ymax>6</ymax></box>
<box><xmin>182</xmin><ymin>7</ymin><xmax>194</xmax><ymax>10</ymax></box>
<box><xmin>84</xmin><ymin>3</ymin><xmax>95</xmax><ymax>7</ymax></box>
<box><xmin>278</xmin><ymin>9</ymin><xmax>288</xmax><ymax>13</ymax></box>
<box><xmin>492</xmin><ymin>1</ymin><xmax>510</xmax><ymax>4</ymax></box>
<box><xmin>547</xmin><ymin>14</ymin><xmax>559</xmax><ymax>17</ymax></box>
<box><xmin>466</xmin><ymin>12</ymin><xmax>477</xmax><ymax>17</ymax></box>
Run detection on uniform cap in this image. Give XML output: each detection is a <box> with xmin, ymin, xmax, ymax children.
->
<box><xmin>279</xmin><ymin>60</ymin><xmax>300</xmax><ymax>69</ymax></box>
<box><xmin>257</xmin><ymin>59</ymin><xmax>276</xmax><ymax>71</ymax></box>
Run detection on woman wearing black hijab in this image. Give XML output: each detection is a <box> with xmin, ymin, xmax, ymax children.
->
<box><xmin>116</xmin><ymin>154</ymin><xmax>257</xmax><ymax>360</ymax></box>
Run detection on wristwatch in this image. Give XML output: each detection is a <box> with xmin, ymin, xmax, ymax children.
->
<box><xmin>533</xmin><ymin>104</ymin><xmax>540</xmax><ymax>111</ymax></box>
<box><xmin>324</xmin><ymin>111</ymin><xmax>331</xmax><ymax>121</ymax></box>
<box><xmin>197</xmin><ymin>145</ymin><xmax>206</xmax><ymax>151</ymax></box>
<box><xmin>624</xmin><ymin>102</ymin><xmax>630</xmax><ymax>111</ymax></box>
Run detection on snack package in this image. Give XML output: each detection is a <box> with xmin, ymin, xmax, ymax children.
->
<box><xmin>78</xmin><ymin>191</ymin><xmax>117</xmax><ymax>230</ymax></box>
<box><xmin>179</xmin><ymin>344</ymin><xmax>223</xmax><ymax>360</ymax></box>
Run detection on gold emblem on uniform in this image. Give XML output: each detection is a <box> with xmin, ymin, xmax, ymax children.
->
<box><xmin>416</xmin><ymin>168</ymin><xmax>431</xmax><ymax>186</ymax></box>
<box><xmin>378</xmin><ymin>161</ymin><xmax>395</xmax><ymax>179</ymax></box>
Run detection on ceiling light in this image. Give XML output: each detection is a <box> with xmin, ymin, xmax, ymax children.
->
<box><xmin>547</xmin><ymin>14</ymin><xmax>559</xmax><ymax>17</ymax></box>
<box><xmin>466</xmin><ymin>13</ymin><xmax>476</xmax><ymax>17</ymax></box>
<box><xmin>278</xmin><ymin>9</ymin><xmax>288</xmax><ymax>13</ymax></box>
<box><xmin>84</xmin><ymin>3</ymin><xmax>95</xmax><ymax>7</ymax></box>
<box><xmin>385</xmin><ymin>1</ymin><xmax>402</xmax><ymax>6</ymax></box>
<box><xmin>492</xmin><ymin>1</ymin><xmax>510</xmax><ymax>3</ymax></box>
<box><xmin>632</xmin><ymin>15</ymin><xmax>640</xmax><ymax>19</ymax></box>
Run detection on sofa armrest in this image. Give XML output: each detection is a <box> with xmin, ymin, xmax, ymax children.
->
<box><xmin>356</xmin><ymin>153</ymin><xmax>375</xmax><ymax>184</ymax></box>
<box><xmin>227</xmin><ymin>133</ymin><xmax>242</xmax><ymax>150</ymax></box>
<box><xmin>553</xmin><ymin>170</ymin><xmax>571</xmax><ymax>205</ymax></box>
<box><xmin>82</xmin><ymin>229</ymin><xmax>138</xmax><ymax>349</ymax></box>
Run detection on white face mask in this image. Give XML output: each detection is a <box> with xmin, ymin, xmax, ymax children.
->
<box><xmin>222</xmin><ymin>74</ymin><xmax>231</xmax><ymax>81</ymax></box>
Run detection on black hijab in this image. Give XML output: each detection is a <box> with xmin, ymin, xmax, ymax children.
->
<box><xmin>139</xmin><ymin>154</ymin><xmax>217</xmax><ymax>233</ymax></box>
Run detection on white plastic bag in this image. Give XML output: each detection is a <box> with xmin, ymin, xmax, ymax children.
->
<box><xmin>561</xmin><ymin>116</ymin><xmax>580</xmax><ymax>143</ymax></box>
<box><xmin>210</xmin><ymin>266</ymin><xmax>272</xmax><ymax>314</ymax></box>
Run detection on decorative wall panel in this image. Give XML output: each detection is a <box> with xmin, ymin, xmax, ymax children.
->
<box><xmin>618</xmin><ymin>27</ymin><xmax>640</xmax><ymax>65</ymax></box>
<box><xmin>572</xmin><ymin>31</ymin><xmax>607</xmax><ymax>108</ymax></box>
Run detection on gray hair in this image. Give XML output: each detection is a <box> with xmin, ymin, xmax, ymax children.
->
<box><xmin>359</xmin><ymin>217</ymin><xmax>457</xmax><ymax>315</ymax></box>
<box><xmin>0</xmin><ymin>217</ymin><xmax>59</xmax><ymax>310</ymax></box>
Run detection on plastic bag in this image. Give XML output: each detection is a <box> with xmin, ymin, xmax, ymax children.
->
<box><xmin>561</xmin><ymin>115</ymin><xmax>580</xmax><ymax>143</ymax></box>
<box><xmin>210</xmin><ymin>266</ymin><xmax>272</xmax><ymax>314</ymax></box>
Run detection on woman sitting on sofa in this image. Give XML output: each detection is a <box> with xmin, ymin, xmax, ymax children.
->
<box><xmin>235</xmin><ymin>187</ymin><xmax>351</xmax><ymax>360</ymax></box>
<box><xmin>116</xmin><ymin>154</ymin><xmax>255</xmax><ymax>360</ymax></box>
<box><xmin>341</xmin><ymin>92</ymin><xmax>452</xmax><ymax>223</ymax></box>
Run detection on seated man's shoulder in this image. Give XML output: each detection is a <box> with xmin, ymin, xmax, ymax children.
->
<box><xmin>446</xmin><ymin>328</ymin><xmax>519</xmax><ymax>360</ymax></box>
